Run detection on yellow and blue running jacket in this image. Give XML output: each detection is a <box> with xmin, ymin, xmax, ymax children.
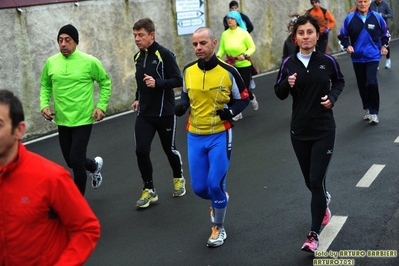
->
<box><xmin>180</xmin><ymin>54</ymin><xmax>249</xmax><ymax>135</ymax></box>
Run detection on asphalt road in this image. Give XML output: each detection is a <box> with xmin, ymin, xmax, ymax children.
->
<box><xmin>26</xmin><ymin>40</ymin><xmax>399</xmax><ymax>266</ymax></box>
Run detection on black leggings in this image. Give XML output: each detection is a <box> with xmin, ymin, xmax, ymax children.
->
<box><xmin>58</xmin><ymin>125</ymin><xmax>97</xmax><ymax>195</ymax></box>
<box><xmin>291</xmin><ymin>130</ymin><xmax>335</xmax><ymax>233</ymax></box>
<box><xmin>317</xmin><ymin>33</ymin><xmax>329</xmax><ymax>54</ymax></box>
<box><xmin>237</xmin><ymin>66</ymin><xmax>254</xmax><ymax>100</ymax></box>
<box><xmin>134</xmin><ymin>116</ymin><xmax>183</xmax><ymax>189</ymax></box>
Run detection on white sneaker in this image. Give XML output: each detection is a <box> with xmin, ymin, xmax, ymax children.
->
<box><xmin>369</xmin><ymin>114</ymin><xmax>379</xmax><ymax>125</ymax></box>
<box><xmin>249</xmin><ymin>78</ymin><xmax>256</xmax><ymax>90</ymax></box>
<box><xmin>250</xmin><ymin>95</ymin><xmax>259</xmax><ymax>111</ymax></box>
<box><xmin>363</xmin><ymin>109</ymin><xmax>370</xmax><ymax>121</ymax></box>
<box><xmin>385</xmin><ymin>58</ymin><xmax>391</xmax><ymax>69</ymax></box>
<box><xmin>207</xmin><ymin>226</ymin><xmax>227</xmax><ymax>247</ymax></box>
<box><xmin>91</xmin><ymin>156</ymin><xmax>103</xmax><ymax>189</ymax></box>
<box><xmin>232</xmin><ymin>113</ymin><xmax>243</xmax><ymax>121</ymax></box>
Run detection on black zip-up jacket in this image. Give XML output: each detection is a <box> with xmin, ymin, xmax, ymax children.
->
<box><xmin>274</xmin><ymin>50</ymin><xmax>345</xmax><ymax>141</ymax></box>
<box><xmin>134</xmin><ymin>41</ymin><xmax>183</xmax><ymax>117</ymax></box>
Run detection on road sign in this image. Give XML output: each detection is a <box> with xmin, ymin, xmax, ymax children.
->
<box><xmin>176</xmin><ymin>0</ymin><xmax>205</xmax><ymax>36</ymax></box>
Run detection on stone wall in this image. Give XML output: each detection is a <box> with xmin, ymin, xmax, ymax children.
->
<box><xmin>0</xmin><ymin>0</ymin><xmax>397</xmax><ymax>140</ymax></box>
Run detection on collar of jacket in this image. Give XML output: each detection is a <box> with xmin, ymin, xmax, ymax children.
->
<box><xmin>197</xmin><ymin>54</ymin><xmax>218</xmax><ymax>71</ymax></box>
<box><xmin>0</xmin><ymin>142</ymin><xmax>22</xmax><ymax>179</ymax></box>
<box><xmin>355</xmin><ymin>9</ymin><xmax>372</xmax><ymax>16</ymax></box>
<box><xmin>141</xmin><ymin>41</ymin><xmax>159</xmax><ymax>53</ymax></box>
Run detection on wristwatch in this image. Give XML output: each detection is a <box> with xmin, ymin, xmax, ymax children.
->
<box><xmin>243</xmin><ymin>53</ymin><xmax>248</xmax><ymax>59</ymax></box>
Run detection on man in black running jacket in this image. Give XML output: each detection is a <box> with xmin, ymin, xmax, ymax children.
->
<box><xmin>131</xmin><ymin>18</ymin><xmax>185</xmax><ymax>209</ymax></box>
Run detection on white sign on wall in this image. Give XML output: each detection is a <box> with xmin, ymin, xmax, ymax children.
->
<box><xmin>176</xmin><ymin>0</ymin><xmax>206</xmax><ymax>36</ymax></box>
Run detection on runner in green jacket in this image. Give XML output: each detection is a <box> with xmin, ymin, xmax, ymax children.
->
<box><xmin>40</xmin><ymin>24</ymin><xmax>112</xmax><ymax>195</ymax></box>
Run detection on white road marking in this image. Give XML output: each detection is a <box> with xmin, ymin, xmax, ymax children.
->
<box><xmin>23</xmin><ymin>132</ymin><xmax>59</xmax><ymax>145</ymax></box>
<box><xmin>394</xmin><ymin>136</ymin><xmax>399</xmax><ymax>143</ymax></box>
<box><xmin>356</xmin><ymin>164</ymin><xmax>385</xmax><ymax>188</ymax></box>
<box><xmin>318</xmin><ymin>215</ymin><xmax>348</xmax><ymax>251</ymax></box>
<box><xmin>23</xmin><ymin>110</ymin><xmax>135</xmax><ymax>145</ymax></box>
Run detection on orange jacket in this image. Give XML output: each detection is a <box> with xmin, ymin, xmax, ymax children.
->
<box><xmin>0</xmin><ymin>143</ymin><xmax>100</xmax><ymax>266</ymax></box>
<box><xmin>308</xmin><ymin>7</ymin><xmax>336</xmax><ymax>33</ymax></box>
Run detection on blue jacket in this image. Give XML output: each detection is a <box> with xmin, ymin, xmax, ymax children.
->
<box><xmin>338</xmin><ymin>9</ymin><xmax>389</xmax><ymax>63</ymax></box>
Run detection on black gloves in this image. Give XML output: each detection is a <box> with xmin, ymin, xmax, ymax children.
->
<box><xmin>216</xmin><ymin>109</ymin><xmax>233</xmax><ymax>121</ymax></box>
<box><xmin>175</xmin><ymin>105</ymin><xmax>188</xmax><ymax>117</ymax></box>
<box><xmin>176</xmin><ymin>106</ymin><xmax>234</xmax><ymax>120</ymax></box>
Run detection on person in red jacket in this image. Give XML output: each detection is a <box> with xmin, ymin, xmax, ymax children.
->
<box><xmin>0</xmin><ymin>90</ymin><xmax>100</xmax><ymax>265</ymax></box>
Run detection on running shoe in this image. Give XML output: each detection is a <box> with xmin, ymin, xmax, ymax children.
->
<box><xmin>363</xmin><ymin>109</ymin><xmax>370</xmax><ymax>121</ymax></box>
<box><xmin>136</xmin><ymin>188</ymin><xmax>158</xmax><ymax>208</ymax></box>
<box><xmin>369</xmin><ymin>114</ymin><xmax>379</xmax><ymax>125</ymax></box>
<box><xmin>250</xmin><ymin>94</ymin><xmax>259</xmax><ymax>111</ymax></box>
<box><xmin>249</xmin><ymin>78</ymin><xmax>256</xmax><ymax>90</ymax></box>
<box><xmin>173</xmin><ymin>177</ymin><xmax>186</xmax><ymax>197</ymax></box>
<box><xmin>322</xmin><ymin>192</ymin><xmax>332</xmax><ymax>226</ymax></box>
<box><xmin>91</xmin><ymin>156</ymin><xmax>103</xmax><ymax>189</ymax></box>
<box><xmin>232</xmin><ymin>113</ymin><xmax>243</xmax><ymax>121</ymax></box>
<box><xmin>385</xmin><ymin>58</ymin><xmax>391</xmax><ymax>69</ymax></box>
<box><xmin>207</xmin><ymin>226</ymin><xmax>227</xmax><ymax>247</ymax></box>
<box><xmin>322</xmin><ymin>208</ymin><xmax>332</xmax><ymax>226</ymax></box>
<box><xmin>301</xmin><ymin>231</ymin><xmax>319</xmax><ymax>253</ymax></box>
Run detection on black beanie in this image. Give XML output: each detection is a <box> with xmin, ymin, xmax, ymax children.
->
<box><xmin>57</xmin><ymin>24</ymin><xmax>79</xmax><ymax>44</ymax></box>
<box><xmin>310</xmin><ymin>0</ymin><xmax>320</xmax><ymax>4</ymax></box>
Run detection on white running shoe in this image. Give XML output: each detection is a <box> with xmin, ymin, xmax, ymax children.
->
<box><xmin>369</xmin><ymin>114</ymin><xmax>379</xmax><ymax>125</ymax></box>
<box><xmin>207</xmin><ymin>226</ymin><xmax>227</xmax><ymax>247</ymax></box>
<box><xmin>363</xmin><ymin>109</ymin><xmax>370</xmax><ymax>121</ymax></box>
<box><xmin>91</xmin><ymin>156</ymin><xmax>103</xmax><ymax>189</ymax></box>
<box><xmin>232</xmin><ymin>113</ymin><xmax>243</xmax><ymax>121</ymax></box>
<box><xmin>249</xmin><ymin>78</ymin><xmax>256</xmax><ymax>90</ymax></box>
<box><xmin>385</xmin><ymin>58</ymin><xmax>391</xmax><ymax>69</ymax></box>
<box><xmin>250</xmin><ymin>95</ymin><xmax>259</xmax><ymax>111</ymax></box>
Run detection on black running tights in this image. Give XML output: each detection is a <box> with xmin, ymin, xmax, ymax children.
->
<box><xmin>58</xmin><ymin>124</ymin><xmax>97</xmax><ymax>195</ymax></box>
<box><xmin>291</xmin><ymin>130</ymin><xmax>335</xmax><ymax>233</ymax></box>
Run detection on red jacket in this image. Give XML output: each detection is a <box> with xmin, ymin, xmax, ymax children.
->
<box><xmin>307</xmin><ymin>7</ymin><xmax>336</xmax><ymax>33</ymax></box>
<box><xmin>0</xmin><ymin>143</ymin><xmax>100</xmax><ymax>266</ymax></box>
